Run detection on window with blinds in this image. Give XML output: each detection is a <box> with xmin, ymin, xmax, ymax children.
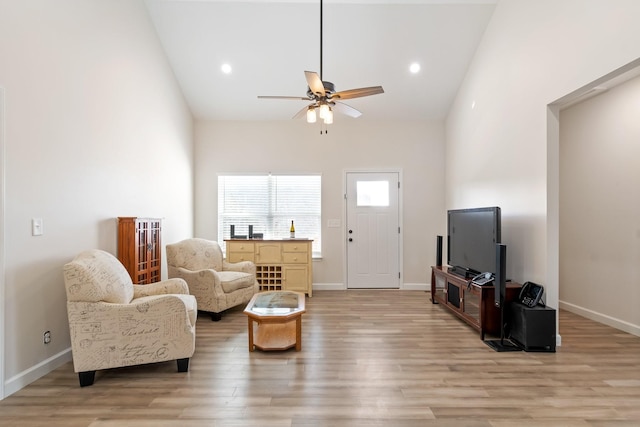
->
<box><xmin>217</xmin><ymin>174</ymin><xmax>321</xmax><ymax>256</ymax></box>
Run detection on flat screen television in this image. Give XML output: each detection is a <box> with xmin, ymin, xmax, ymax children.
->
<box><xmin>447</xmin><ymin>206</ymin><xmax>501</xmax><ymax>278</ymax></box>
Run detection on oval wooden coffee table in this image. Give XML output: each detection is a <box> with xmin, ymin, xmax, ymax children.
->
<box><xmin>243</xmin><ymin>291</ymin><xmax>306</xmax><ymax>351</ymax></box>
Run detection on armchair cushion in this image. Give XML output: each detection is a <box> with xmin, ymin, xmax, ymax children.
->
<box><xmin>63</xmin><ymin>249</ymin><xmax>134</xmax><ymax>304</ymax></box>
<box><xmin>167</xmin><ymin>237</ymin><xmax>223</xmax><ymax>271</ymax></box>
<box><xmin>218</xmin><ymin>270</ymin><xmax>256</xmax><ymax>293</ymax></box>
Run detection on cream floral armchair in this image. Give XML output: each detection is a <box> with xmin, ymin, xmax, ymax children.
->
<box><xmin>63</xmin><ymin>249</ymin><xmax>197</xmax><ymax>387</ymax></box>
<box><xmin>166</xmin><ymin>238</ymin><xmax>259</xmax><ymax>321</ymax></box>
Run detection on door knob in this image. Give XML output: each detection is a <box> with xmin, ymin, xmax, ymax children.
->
<box><xmin>348</xmin><ymin>238</ymin><xmax>353</xmax><ymax>242</ymax></box>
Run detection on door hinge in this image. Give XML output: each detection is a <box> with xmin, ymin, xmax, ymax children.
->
<box><xmin>398</xmin><ymin>226</ymin><xmax>401</xmax><ymax>234</ymax></box>
<box><xmin>398</xmin><ymin>181</ymin><xmax>400</xmax><ymax>189</ymax></box>
<box><xmin>398</xmin><ymin>272</ymin><xmax>401</xmax><ymax>279</ymax></box>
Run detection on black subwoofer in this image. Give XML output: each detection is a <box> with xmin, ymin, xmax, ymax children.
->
<box><xmin>507</xmin><ymin>303</ymin><xmax>556</xmax><ymax>352</ymax></box>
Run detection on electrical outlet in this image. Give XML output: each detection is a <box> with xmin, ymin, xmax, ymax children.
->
<box><xmin>43</xmin><ymin>331</ymin><xmax>51</xmax><ymax>344</ymax></box>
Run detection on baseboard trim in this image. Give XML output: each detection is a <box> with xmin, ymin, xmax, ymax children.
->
<box><xmin>4</xmin><ymin>348</ymin><xmax>72</xmax><ymax>397</ymax></box>
<box><xmin>559</xmin><ymin>300</ymin><xmax>640</xmax><ymax>338</ymax></box>
<box><xmin>312</xmin><ymin>283</ymin><xmax>345</xmax><ymax>291</ymax></box>
<box><xmin>402</xmin><ymin>282</ymin><xmax>429</xmax><ymax>291</ymax></box>
<box><xmin>312</xmin><ymin>283</ymin><xmax>429</xmax><ymax>291</ymax></box>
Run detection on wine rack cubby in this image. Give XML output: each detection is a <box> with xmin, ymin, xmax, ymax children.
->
<box><xmin>256</xmin><ymin>265</ymin><xmax>283</xmax><ymax>291</ymax></box>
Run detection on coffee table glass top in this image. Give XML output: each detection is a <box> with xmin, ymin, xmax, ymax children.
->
<box><xmin>245</xmin><ymin>291</ymin><xmax>305</xmax><ymax>316</ymax></box>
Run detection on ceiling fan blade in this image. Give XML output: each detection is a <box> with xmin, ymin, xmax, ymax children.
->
<box><xmin>258</xmin><ymin>95</ymin><xmax>310</xmax><ymax>100</ymax></box>
<box><xmin>305</xmin><ymin>71</ymin><xmax>325</xmax><ymax>97</ymax></box>
<box><xmin>331</xmin><ymin>101</ymin><xmax>362</xmax><ymax>118</ymax></box>
<box><xmin>331</xmin><ymin>86</ymin><xmax>384</xmax><ymax>100</ymax></box>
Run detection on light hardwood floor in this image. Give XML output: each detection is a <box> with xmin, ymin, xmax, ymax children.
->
<box><xmin>2</xmin><ymin>290</ymin><xmax>640</xmax><ymax>426</ymax></box>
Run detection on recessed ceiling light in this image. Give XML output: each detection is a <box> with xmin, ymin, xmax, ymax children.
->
<box><xmin>221</xmin><ymin>63</ymin><xmax>232</xmax><ymax>74</ymax></box>
<box><xmin>409</xmin><ymin>63</ymin><xmax>421</xmax><ymax>74</ymax></box>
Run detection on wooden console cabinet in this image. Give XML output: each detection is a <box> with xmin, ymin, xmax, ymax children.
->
<box><xmin>225</xmin><ymin>239</ymin><xmax>313</xmax><ymax>297</ymax></box>
<box><xmin>117</xmin><ymin>217</ymin><xmax>162</xmax><ymax>284</ymax></box>
<box><xmin>431</xmin><ymin>266</ymin><xmax>521</xmax><ymax>339</ymax></box>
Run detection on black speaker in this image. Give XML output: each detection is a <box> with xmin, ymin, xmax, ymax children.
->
<box><xmin>507</xmin><ymin>303</ymin><xmax>556</xmax><ymax>352</ymax></box>
<box><xmin>494</xmin><ymin>244</ymin><xmax>506</xmax><ymax>308</ymax></box>
<box><xmin>436</xmin><ymin>235</ymin><xmax>443</xmax><ymax>266</ymax></box>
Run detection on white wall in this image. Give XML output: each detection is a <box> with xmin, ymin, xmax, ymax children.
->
<box><xmin>0</xmin><ymin>0</ymin><xmax>194</xmax><ymax>396</ymax></box>
<box><xmin>559</xmin><ymin>75</ymin><xmax>640</xmax><ymax>335</ymax></box>
<box><xmin>194</xmin><ymin>119</ymin><xmax>445</xmax><ymax>286</ymax></box>
<box><xmin>446</xmin><ymin>0</ymin><xmax>640</xmax><ymax>324</ymax></box>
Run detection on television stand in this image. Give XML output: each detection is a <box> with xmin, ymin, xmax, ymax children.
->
<box><xmin>431</xmin><ymin>266</ymin><xmax>522</xmax><ymax>340</ymax></box>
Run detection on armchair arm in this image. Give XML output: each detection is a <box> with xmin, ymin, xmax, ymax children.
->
<box><xmin>133</xmin><ymin>278</ymin><xmax>189</xmax><ymax>299</ymax></box>
<box><xmin>223</xmin><ymin>260</ymin><xmax>256</xmax><ymax>275</ymax></box>
<box><xmin>169</xmin><ymin>266</ymin><xmax>226</xmax><ymax>300</ymax></box>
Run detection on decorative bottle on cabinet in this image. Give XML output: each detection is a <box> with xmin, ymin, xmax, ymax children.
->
<box><xmin>117</xmin><ymin>217</ymin><xmax>162</xmax><ymax>284</ymax></box>
<box><xmin>290</xmin><ymin>220</ymin><xmax>295</xmax><ymax>238</ymax></box>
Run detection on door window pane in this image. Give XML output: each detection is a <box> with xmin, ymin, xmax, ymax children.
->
<box><xmin>356</xmin><ymin>181</ymin><xmax>389</xmax><ymax>207</ymax></box>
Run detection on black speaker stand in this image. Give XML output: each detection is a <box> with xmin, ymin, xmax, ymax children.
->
<box><xmin>485</xmin><ymin>244</ymin><xmax>522</xmax><ymax>353</ymax></box>
<box><xmin>485</xmin><ymin>337</ymin><xmax>521</xmax><ymax>352</ymax></box>
<box><xmin>485</xmin><ymin>300</ymin><xmax>521</xmax><ymax>352</ymax></box>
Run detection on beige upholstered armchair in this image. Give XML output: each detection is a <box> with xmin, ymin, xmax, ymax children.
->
<box><xmin>166</xmin><ymin>238</ymin><xmax>259</xmax><ymax>321</ymax></box>
<box><xmin>63</xmin><ymin>249</ymin><xmax>197</xmax><ymax>387</ymax></box>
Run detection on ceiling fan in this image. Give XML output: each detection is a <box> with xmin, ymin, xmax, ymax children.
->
<box><xmin>258</xmin><ymin>0</ymin><xmax>384</xmax><ymax>125</ymax></box>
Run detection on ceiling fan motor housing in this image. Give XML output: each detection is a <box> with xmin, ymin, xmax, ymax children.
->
<box><xmin>307</xmin><ymin>81</ymin><xmax>335</xmax><ymax>99</ymax></box>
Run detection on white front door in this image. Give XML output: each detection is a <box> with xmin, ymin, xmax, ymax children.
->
<box><xmin>346</xmin><ymin>172</ymin><xmax>400</xmax><ymax>289</ymax></box>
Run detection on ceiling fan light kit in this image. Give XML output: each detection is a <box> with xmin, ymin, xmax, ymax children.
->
<box><xmin>306</xmin><ymin>107</ymin><xmax>317</xmax><ymax>123</ymax></box>
<box><xmin>319</xmin><ymin>103</ymin><xmax>330</xmax><ymax>120</ymax></box>
<box><xmin>323</xmin><ymin>107</ymin><xmax>333</xmax><ymax>124</ymax></box>
<box><xmin>257</xmin><ymin>0</ymin><xmax>383</xmax><ymax>130</ymax></box>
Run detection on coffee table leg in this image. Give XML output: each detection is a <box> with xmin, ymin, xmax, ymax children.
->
<box><xmin>247</xmin><ymin>317</ymin><xmax>254</xmax><ymax>352</ymax></box>
<box><xmin>295</xmin><ymin>316</ymin><xmax>302</xmax><ymax>351</ymax></box>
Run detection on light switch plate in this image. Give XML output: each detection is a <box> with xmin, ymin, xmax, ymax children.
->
<box><xmin>32</xmin><ymin>218</ymin><xmax>43</xmax><ymax>236</ymax></box>
<box><xmin>327</xmin><ymin>219</ymin><xmax>341</xmax><ymax>228</ymax></box>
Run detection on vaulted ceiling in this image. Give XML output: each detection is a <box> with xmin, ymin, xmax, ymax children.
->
<box><xmin>144</xmin><ymin>0</ymin><xmax>496</xmax><ymax>122</ymax></box>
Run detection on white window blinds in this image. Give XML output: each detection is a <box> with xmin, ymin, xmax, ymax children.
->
<box><xmin>217</xmin><ymin>174</ymin><xmax>321</xmax><ymax>255</ymax></box>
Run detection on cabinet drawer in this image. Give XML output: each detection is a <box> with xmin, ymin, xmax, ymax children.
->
<box><xmin>282</xmin><ymin>252</ymin><xmax>308</xmax><ymax>264</ymax></box>
<box><xmin>228</xmin><ymin>252</ymin><xmax>255</xmax><ymax>263</ymax></box>
<box><xmin>281</xmin><ymin>242</ymin><xmax>308</xmax><ymax>253</ymax></box>
<box><xmin>227</xmin><ymin>241</ymin><xmax>254</xmax><ymax>253</ymax></box>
